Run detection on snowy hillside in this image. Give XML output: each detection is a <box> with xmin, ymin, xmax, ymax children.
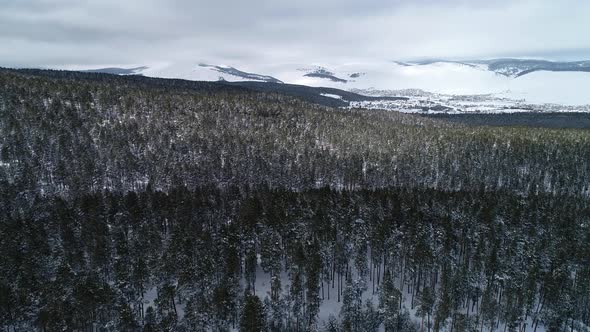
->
<box><xmin>406</xmin><ymin>59</ymin><xmax>590</xmax><ymax>78</ymax></box>
<box><xmin>76</xmin><ymin>59</ymin><xmax>590</xmax><ymax>106</ymax></box>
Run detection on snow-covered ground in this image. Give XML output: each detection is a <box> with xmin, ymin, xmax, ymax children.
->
<box><xmin>320</xmin><ymin>93</ymin><xmax>344</xmax><ymax>100</ymax></box>
<box><xmin>249</xmin><ymin>256</ymin><xmax>550</xmax><ymax>332</ymax></box>
<box><xmin>349</xmin><ymin>89</ymin><xmax>590</xmax><ymax>114</ymax></box>
<box><xmin>65</xmin><ymin>60</ymin><xmax>590</xmax><ymax>107</ymax></box>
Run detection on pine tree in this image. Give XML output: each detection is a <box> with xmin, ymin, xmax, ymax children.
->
<box><xmin>379</xmin><ymin>271</ymin><xmax>402</xmax><ymax>331</ymax></box>
<box><xmin>341</xmin><ymin>278</ymin><xmax>366</xmax><ymax>332</ymax></box>
<box><xmin>417</xmin><ymin>287</ymin><xmax>434</xmax><ymax>332</ymax></box>
<box><xmin>144</xmin><ymin>306</ymin><xmax>157</xmax><ymax>332</ymax></box>
<box><xmin>363</xmin><ymin>300</ymin><xmax>382</xmax><ymax>332</ymax></box>
<box><xmin>240</xmin><ymin>294</ymin><xmax>266</xmax><ymax>332</ymax></box>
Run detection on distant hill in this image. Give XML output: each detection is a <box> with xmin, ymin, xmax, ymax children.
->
<box><xmin>65</xmin><ymin>58</ymin><xmax>590</xmax><ymax>105</ymax></box>
<box><xmin>408</xmin><ymin>58</ymin><xmax>590</xmax><ymax>77</ymax></box>
<box><xmin>81</xmin><ymin>66</ymin><xmax>148</xmax><ymax>75</ymax></box>
<box><xmin>2</xmin><ymin>67</ymin><xmax>404</xmax><ymax>108</ymax></box>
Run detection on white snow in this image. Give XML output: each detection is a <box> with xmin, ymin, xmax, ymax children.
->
<box><xmin>250</xmin><ymin>252</ymin><xmax>549</xmax><ymax>332</ymax></box>
<box><xmin>320</xmin><ymin>93</ymin><xmax>344</xmax><ymax>100</ymax></box>
<box><xmin>62</xmin><ymin>60</ymin><xmax>590</xmax><ymax>107</ymax></box>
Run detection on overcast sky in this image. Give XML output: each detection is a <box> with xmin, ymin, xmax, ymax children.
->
<box><xmin>1</xmin><ymin>0</ymin><xmax>589</xmax><ymax>68</ymax></box>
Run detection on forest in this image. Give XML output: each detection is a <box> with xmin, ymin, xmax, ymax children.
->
<box><xmin>424</xmin><ymin>113</ymin><xmax>590</xmax><ymax>129</ymax></box>
<box><xmin>0</xmin><ymin>68</ymin><xmax>589</xmax><ymax>331</ymax></box>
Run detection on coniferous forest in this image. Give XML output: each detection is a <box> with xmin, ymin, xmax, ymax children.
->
<box><xmin>0</xmin><ymin>69</ymin><xmax>589</xmax><ymax>331</ymax></box>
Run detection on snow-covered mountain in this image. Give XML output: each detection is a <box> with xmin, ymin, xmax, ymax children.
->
<box><xmin>196</xmin><ymin>63</ymin><xmax>283</xmax><ymax>83</ymax></box>
<box><xmin>405</xmin><ymin>59</ymin><xmax>590</xmax><ymax>77</ymax></box>
<box><xmin>78</xmin><ymin>59</ymin><xmax>590</xmax><ymax>106</ymax></box>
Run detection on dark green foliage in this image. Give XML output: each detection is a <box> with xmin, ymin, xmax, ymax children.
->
<box><xmin>0</xmin><ymin>187</ymin><xmax>587</xmax><ymax>331</ymax></box>
<box><xmin>379</xmin><ymin>271</ymin><xmax>402</xmax><ymax>331</ymax></box>
<box><xmin>1</xmin><ymin>68</ymin><xmax>589</xmax><ymax>196</ymax></box>
<box><xmin>241</xmin><ymin>294</ymin><xmax>266</xmax><ymax>332</ymax></box>
<box><xmin>424</xmin><ymin>112</ymin><xmax>590</xmax><ymax>129</ymax></box>
<box><xmin>0</xmin><ymin>69</ymin><xmax>588</xmax><ymax>332</ymax></box>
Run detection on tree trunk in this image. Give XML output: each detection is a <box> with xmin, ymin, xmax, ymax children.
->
<box><xmin>337</xmin><ymin>272</ymin><xmax>341</xmax><ymax>303</ymax></box>
<box><xmin>171</xmin><ymin>294</ymin><xmax>178</xmax><ymax>318</ymax></box>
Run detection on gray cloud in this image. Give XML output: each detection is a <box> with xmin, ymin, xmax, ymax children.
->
<box><xmin>1</xmin><ymin>0</ymin><xmax>588</xmax><ymax>68</ymax></box>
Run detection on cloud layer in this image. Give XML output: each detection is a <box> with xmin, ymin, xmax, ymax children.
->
<box><xmin>1</xmin><ymin>0</ymin><xmax>589</xmax><ymax>67</ymax></box>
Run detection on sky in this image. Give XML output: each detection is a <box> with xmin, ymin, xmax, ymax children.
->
<box><xmin>1</xmin><ymin>0</ymin><xmax>589</xmax><ymax>68</ymax></box>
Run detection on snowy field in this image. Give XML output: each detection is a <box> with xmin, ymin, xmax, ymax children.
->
<box><xmin>66</xmin><ymin>60</ymin><xmax>590</xmax><ymax>107</ymax></box>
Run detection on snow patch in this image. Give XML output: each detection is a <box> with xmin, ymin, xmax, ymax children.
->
<box><xmin>320</xmin><ymin>93</ymin><xmax>344</xmax><ymax>100</ymax></box>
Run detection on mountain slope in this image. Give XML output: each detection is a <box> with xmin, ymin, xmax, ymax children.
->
<box><xmin>2</xmin><ymin>67</ymin><xmax>404</xmax><ymax>108</ymax></box>
<box><xmin>76</xmin><ymin>58</ymin><xmax>590</xmax><ymax>105</ymax></box>
<box><xmin>197</xmin><ymin>63</ymin><xmax>283</xmax><ymax>83</ymax></box>
<box><xmin>2</xmin><ymin>67</ymin><xmax>589</xmax><ymax>195</ymax></box>
<box><xmin>409</xmin><ymin>58</ymin><xmax>590</xmax><ymax>77</ymax></box>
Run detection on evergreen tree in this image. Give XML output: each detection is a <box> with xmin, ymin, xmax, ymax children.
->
<box><xmin>240</xmin><ymin>294</ymin><xmax>267</xmax><ymax>332</ymax></box>
<box><xmin>379</xmin><ymin>271</ymin><xmax>402</xmax><ymax>331</ymax></box>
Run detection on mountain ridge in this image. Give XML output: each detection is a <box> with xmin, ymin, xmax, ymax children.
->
<box><xmin>406</xmin><ymin>58</ymin><xmax>590</xmax><ymax>77</ymax></box>
<box><xmin>57</xmin><ymin>58</ymin><xmax>590</xmax><ymax>105</ymax></box>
